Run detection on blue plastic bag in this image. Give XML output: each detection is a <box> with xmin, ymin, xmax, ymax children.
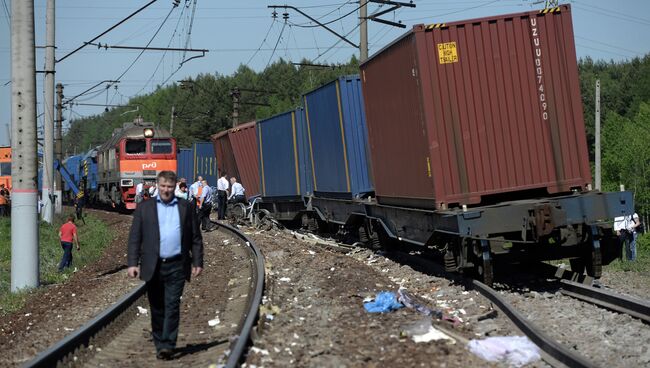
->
<box><xmin>363</xmin><ymin>291</ymin><xmax>404</xmax><ymax>313</ymax></box>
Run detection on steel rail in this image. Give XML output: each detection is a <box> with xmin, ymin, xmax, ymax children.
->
<box><xmin>219</xmin><ymin>222</ymin><xmax>266</xmax><ymax>368</ymax></box>
<box><xmin>473</xmin><ymin>280</ymin><xmax>598</xmax><ymax>368</ymax></box>
<box><xmin>23</xmin><ymin>223</ymin><xmax>265</xmax><ymax>368</ymax></box>
<box><xmin>559</xmin><ymin>279</ymin><xmax>650</xmax><ymax>323</ymax></box>
<box><xmin>23</xmin><ymin>283</ymin><xmax>147</xmax><ymax>368</ymax></box>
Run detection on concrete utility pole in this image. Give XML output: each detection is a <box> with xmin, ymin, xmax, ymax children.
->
<box><xmin>595</xmin><ymin>79</ymin><xmax>601</xmax><ymax>191</ymax></box>
<box><xmin>231</xmin><ymin>87</ymin><xmax>240</xmax><ymax>128</ymax></box>
<box><xmin>11</xmin><ymin>0</ymin><xmax>40</xmax><ymax>291</ymax></box>
<box><xmin>170</xmin><ymin>105</ymin><xmax>175</xmax><ymax>135</ymax></box>
<box><xmin>359</xmin><ymin>0</ymin><xmax>368</xmax><ymax>62</ymax></box>
<box><xmin>55</xmin><ymin>83</ymin><xmax>63</xmax><ymax>214</ymax></box>
<box><xmin>42</xmin><ymin>0</ymin><xmax>55</xmax><ymax>224</ymax></box>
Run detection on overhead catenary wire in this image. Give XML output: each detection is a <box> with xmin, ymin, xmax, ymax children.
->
<box><xmin>57</xmin><ymin>0</ymin><xmax>160</xmax><ymax>63</ymax></box>
<box><xmin>266</xmin><ymin>20</ymin><xmax>287</xmax><ymax>69</ymax></box>
<box><xmin>246</xmin><ymin>19</ymin><xmax>278</xmax><ymax>68</ymax></box>
<box><xmin>113</xmin><ymin>5</ymin><xmax>176</xmax><ymax>83</ymax></box>
<box><xmin>134</xmin><ymin>2</ymin><xmax>191</xmax><ymax>96</ymax></box>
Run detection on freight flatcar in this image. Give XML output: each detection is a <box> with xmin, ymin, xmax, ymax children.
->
<box><xmin>96</xmin><ymin>118</ymin><xmax>176</xmax><ymax>210</ymax></box>
<box><xmin>252</xmin><ymin>5</ymin><xmax>633</xmax><ymax>284</ymax></box>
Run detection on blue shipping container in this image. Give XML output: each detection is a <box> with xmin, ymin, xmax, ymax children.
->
<box><xmin>177</xmin><ymin>148</ymin><xmax>193</xmax><ymax>183</ymax></box>
<box><xmin>176</xmin><ymin>143</ymin><xmax>218</xmax><ymax>186</ymax></box>
<box><xmin>257</xmin><ymin>108</ymin><xmax>313</xmax><ymax>198</ymax></box>
<box><xmin>193</xmin><ymin>142</ymin><xmax>218</xmax><ymax>186</ymax></box>
<box><xmin>303</xmin><ymin>75</ymin><xmax>373</xmax><ymax>198</ymax></box>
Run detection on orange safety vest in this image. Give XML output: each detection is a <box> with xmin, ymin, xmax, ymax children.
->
<box><xmin>196</xmin><ymin>185</ymin><xmax>203</xmax><ymax>208</ymax></box>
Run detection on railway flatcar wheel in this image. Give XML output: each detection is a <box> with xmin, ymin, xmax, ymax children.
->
<box><xmin>476</xmin><ymin>239</ymin><xmax>494</xmax><ymax>286</ymax></box>
<box><xmin>254</xmin><ymin>209</ymin><xmax>273</xmax><ymax>231</ymax></box>
<box><xmin>230</xmin><ymin>203</ymin><xmax>246</xmax><ymax>223</ymax></box>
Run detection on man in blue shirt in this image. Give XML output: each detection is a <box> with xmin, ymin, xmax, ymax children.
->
<box><xmin>198</xmin><ymin>179</ymin><xmax>215</xmax><ymax>231</ymax></box>
<box><xmin>127</xmin><ymin>171</ymin><xmax>203</xmax><ymax>360</ymax></box>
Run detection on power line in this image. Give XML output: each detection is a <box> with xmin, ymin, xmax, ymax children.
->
<box><xmin>135</xmin><ymin>3</ymin><xmax>191</xmax><ymax>96</ymax></box>
<box><xmin>114</xmin><ymin>5</ymin><xmax>176</xmax><ymax>83</ymax></box>
<box><xmin>57</xmin><ymin>0</ymin><xmax>160</xmax><ymax>63</ymax></box>
<box><xmin>246</xmin><ymin>19</ymin><xmax>278</xmax><ymax>68</ymax></box>
<box><xmin>266</xmin><ymin>18</ymin><xmax>288</xmax><ymax>69</ymax></box>
<box><xmin>404</xmin><ymin>0</ymin><xmax>499</xmax><ymax>22</ymax></box>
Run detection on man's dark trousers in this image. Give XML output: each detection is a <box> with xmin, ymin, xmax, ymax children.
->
<box><xmin>58</xmin><ymin>241</ymin><xmax>73</xmax><ymax>271</ymax></box>
<box><xmin>217</xmin><ymin>190</ymin><xmax>227</xmax><ymax>220</ymax></box>
<box><xmin>146</xmin><ymin>258</ymin><xmax>185</xmax><ymax>352</ymax></box>
<box><xmin>199</xmin><ymin>203</ymin><xmax>213</xmax><ymax>230</ymax></box>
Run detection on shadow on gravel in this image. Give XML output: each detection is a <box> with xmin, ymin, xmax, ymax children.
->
<box><xmin>173</xmin><ymin>338</ymin><xmax>229</xmax><ymax>358</ymax></box>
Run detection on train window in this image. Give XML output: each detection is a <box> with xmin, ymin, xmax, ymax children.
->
<box><xmin>125</xmin><ymin>139</ymin><xmax>146</xmax><ymax>154</ymax></box>
<box><xmin>151</xmin><ymin>139</ymin><xmax>172</xmax><ymax>154</ymax></box>
<box><xmin>0</xmin><ymin>163</ymin><xmax>9</xmax><ymax>176</ymax></box>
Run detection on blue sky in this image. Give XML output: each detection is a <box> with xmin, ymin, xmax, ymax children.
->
<box><xmin>1</xmin><ymin>0</ymin><xmax>650</xmax><ymax>147</ymax></box>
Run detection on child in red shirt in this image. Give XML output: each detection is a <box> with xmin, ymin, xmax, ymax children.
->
<box><xmin>58</xmin><ymin>215</ymin><xmax>80</xmax><ymax>272</ymax></box>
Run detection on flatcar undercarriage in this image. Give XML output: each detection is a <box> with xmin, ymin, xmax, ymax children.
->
<box><xmin>255</xmin><ymin>190</ymin><xmax>633</xmax><ymax>285</ymax></box>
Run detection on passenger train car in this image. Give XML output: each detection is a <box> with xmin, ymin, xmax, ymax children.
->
<box><xmin>214</xmin><ymin>5</ymin><xmax>634</xmax><ymax>285</ymax></box>
<box><xmin>96</xmin><ymin>119</ymin><xmax>176</xmax><ymax>210</ymax></box>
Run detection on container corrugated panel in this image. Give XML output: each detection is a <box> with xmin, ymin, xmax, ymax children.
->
<box><xmin>193</xmin><ymin>142</ymin><xmax>218</xmax><ymax>186</ymax></box>
<box><xmin>229</xmin><ymin>122</ymin><xmax>260</xmax><ymax>197</ymax></box>
<box><xmin>295</xmin><ymin>107</ymin><xmax>314</xmax><ymax>196</ymax></box>
<box><xmin>212</xmin><ymin>130</ymin><xmax>239</xmax><ymax>185</ymax></box>
<box><xmin>211</xmin><ymin>121</ymin><xmax>260</xmax><ymax>198</ymax></box>
<box><xmin>176</xmin><ymin>148</ymin><xmax>193</xmax><ymax>182</ymax></box>
<box><xmin>304</xmin><ymin>75</ymin><xmax>373</xmax><ymax>198</ymax></box>
<box><xmin>360</xmin><ymin>5</ymin><xmax>591</xmax><ymax>209</ymax></box>
<box><xmin>257</xmin><ymin>109</ymin><xmax>313</xmax><ymax>199</ymax></box>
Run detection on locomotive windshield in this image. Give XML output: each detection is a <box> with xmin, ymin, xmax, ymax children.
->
<box><xmin>151</xmin><ymin>139</ymin><xmax>172</xmax><ymax>154</ymax></box>
<box><xmin>125</xmin><ymin>139</ymin><xmax>146</xmax><ymax>154</ymax></box>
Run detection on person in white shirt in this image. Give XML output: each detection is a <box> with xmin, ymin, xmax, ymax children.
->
<box><xmin>216</xmin><ymin>172</ymin><xmax>229</xmax><ymax>220</ymax></box>
<box><xmin>228</xmin><ymin>177</ymin><xmax>246</xmax><ymax>205</ymax></box>
<box><xmin>174</xmin><ymin>177</ymin><xmax>187</xmax><ymax>199</ymax></box>
<box><xmin>614</xmin><ymin>213</ymin><xmax>640</xmax><ymax>261</ymax></box>
<box><xmin>149</xmin><ymin>183</ymin><xmax>159</xmax><ymax>198</ymax></box>
<box><xmin>135</xmin><ymin>182</ymin><xmax>144</xmax><ymax>203</ymax></box>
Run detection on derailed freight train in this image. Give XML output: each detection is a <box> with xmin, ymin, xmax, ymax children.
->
<box><xmin>220</xmin><ymin>5</ymin><xmax>634</xmax><ymax>284</ymax></box>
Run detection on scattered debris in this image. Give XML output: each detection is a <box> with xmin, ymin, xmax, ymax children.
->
<box><xmin>468</xmin><ymin>336</ymin><xmax>541</xmax><ymax>367</ymax></box>
<box><xmin>363</xmin><ymin>291</ymin><xmax>403</xmax><ymax>313</ymax></box>
<box><xmin>208</xmin><ymin>317</ymin><xmax>221</xmax><ymax>327</ymax></box>
<box><xmin>136</xmin><ymin>306</ymin><xmax>148</xmax><ymax>315</ymax></box>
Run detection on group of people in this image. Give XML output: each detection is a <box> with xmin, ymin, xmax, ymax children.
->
<box><xmin>614</xmin><ymin>212</ymin><xmax>642</xmax><ymax>262</ymax></box>
<box><xmin>0</xmin><ymin>184</ymin><xmax>10</xmax><ymax>217</ymax></box>
<box><xmin>134</xmin><ymin>172</ymin><xmax>247</xmax><ymax>227</ymax></box>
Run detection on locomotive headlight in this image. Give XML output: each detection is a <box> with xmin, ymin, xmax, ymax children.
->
<box><xmin>143</xmin><ymin>128</ymin><xmax>154</xmax><ymax>138</ymax></box>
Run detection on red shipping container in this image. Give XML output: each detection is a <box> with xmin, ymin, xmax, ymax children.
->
<box><xmin>360</xmin><ymin>5</ymin><xmax>591</xmax><ymax>210</ymax></box>
<box><xmin>211</xmin><ymin>121</ymin><xmax>260</xmax><ymax>198</ymax></box>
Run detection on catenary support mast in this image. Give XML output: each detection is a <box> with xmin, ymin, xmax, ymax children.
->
<box><xmin>42</xmin><ymin>0</ymin><xmax>55</xmax><ymax>223</ymax></box>
<box><xmin>11</xmin><ymin>0</ymin><xmax>40</xmax><ymax>291</ymax></box>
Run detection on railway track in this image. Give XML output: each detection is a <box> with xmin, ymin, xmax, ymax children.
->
<box><xmin>375</xmin><ymin>246</ymin><xmax>650</xmax><ymax>368</ymax></box>
<box><xmin>558</xmin><ymin>279</ymin><xmax>650</xmax><ymax>324</ymax></box>
<box><xmin>24</xmin><ymin>222</ymin><xmax>264</xmax><ymax>368</ymax></box>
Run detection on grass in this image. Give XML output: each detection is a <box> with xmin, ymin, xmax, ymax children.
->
<box><xmin>0</xmin><ymin>213</ymin><xmax>110</xmax><ymax>316</ymax></box>
<box><xmin>604</xmin><ymin>232</ymin><xmax>650</xmax><ymax>273</ymax></box>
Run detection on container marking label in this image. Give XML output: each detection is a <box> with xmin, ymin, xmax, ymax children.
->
<box><xmin>530</xmin><ymin>18</ymin><xmax>548</xmax><ymax>121</ymax></box>
<box><xmin>437</xmin><ymin>42</ymin><xmax>458</xmax><ymax>64</ymax></box>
